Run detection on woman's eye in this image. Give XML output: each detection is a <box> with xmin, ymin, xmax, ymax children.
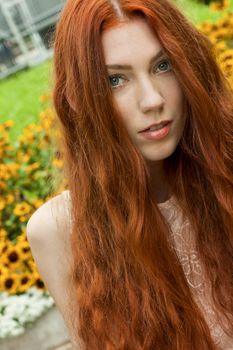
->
<box><xmin>155</xmin><ymin>59</ymin><xmax>172</xmax><ymax>73</ymax></box>
<box><xmin>109</xmin><ymin>75</ymin><xmax>125</xmax><ymax>89</ymax></box>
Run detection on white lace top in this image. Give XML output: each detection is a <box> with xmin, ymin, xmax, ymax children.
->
<box><xmin>61</xmin><ymin>190</ymin><xmax>233</xmax><ymax>349</ymax></box>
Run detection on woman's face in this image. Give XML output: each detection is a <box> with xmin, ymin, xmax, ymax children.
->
<box><xmin>102</xmin><ymin>17</ymin><xmax>186</xmax><ymax>164</ymax></box>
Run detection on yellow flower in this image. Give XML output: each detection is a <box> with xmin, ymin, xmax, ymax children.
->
<box><xmin>215</xmin><ymin>40</ymin><xmax>227</xmax><ymax>51</ymax></box>
<box><xmin>210</xmin><ymin>0</ymin><xmax>230</xmax><ymax>11</ymax></box>
<box><xmin>2</xmin><ymin>245</ymin><xmax>22</xmax><ymax>269</ymax></box>
<box><xmin>37</xmin><ymin>139</ymin><xmax>47</xmax><ymax>149</ymax></box>
<box><xmin>0</xmin><ymin>265</ymin><xmax>9</xmax><ymax>278</ymax></box>
<box><xmin>7</xmin><ymin>163</ymin><xmax>20</xmax><ymax>175</ymax></box>
<box><xmin>31</xmin><ymin>198</ymin><xmax>44</xmax><ymax>208</ymax></box>
<box><xmin>16</xmin><ymin>231</ymin><xmax>28</xmax><ymax>243</ymax></box>
<box><xmin>213</xmin><ymin>43</ymin><xmax>227</xmax><ymax>58</ymax></box>
<box><xmin>33</xmin><ymin>272</ymin><xmax>46</xmax><ymax>291</ymax></box>
<box><xmin>221</xmin><ymin>59</ymin><xmax>233</xmax><ymax>73</ymax></box>
<box><xmin>41</xmin><ymin>118</ymin><xmax>52</xmax><ymax>130</ymax></box>
<box><xmin>0</xmin><ymin>228</ymin><xmax>7</xmax><ymax>240</ymax></box>
<box><xmin>18</xmin><ymin>271</ymin><xmax>34</xmax><ymax>293</ymax></box>
<box><xmin>0</xmin><ymin>181</ymin><xmax>6</xmax><ymax>190</ymax></box>
<box><xmin>5</xmin><ymin>194</ymin><xmax>14</xmax><ymax>205</ymax></box>
<box><xmin>18</xmin><ymin>241</ymin><xmax>31</xmax><ymax>260</ymax></box>
<box><xmin>39</xmin><ymin>94</ymin><xmax>51</xmax><ymax>102</ymax></box>
<box><xmin>0</xmin><ymin>199</ymin><xmax>5</xmax><ymax>211</ymax></box>
<box><xmin>0</xmin><ymin>272</ymin><xmax>20</xmax><ymax>294</ymax></box>
<box><xmin>52</xmin><ymin>158</ymin><xmax>63</xmax><ymax>168</ymax></box>
<box><xmin>19</xmin><ymin>216</ymin><xmax>27</xmax><ymax>222</ymax></box>
<box><xmin>13</xmin><ymin>202</ymin><xmax>32</xmax><ymax>216</ymax></box>
<box><xmin>0</xmin><ymin>164</ymin><xmax>11</xmax><ymax>180</ymax></box>
<box><xmin>199</xmin><ymin>22</ymin><xmax>215</xmax><ymax>34</ymax></box>
<box><xmin>19</xmin><ymin>130</ymin><xmax>35</xmax><ymax>144</ymax></box>
<box><xmin>218</xmin><ymin>49</ymin><xmax>233</xmax><ymax>64</ymax></box>
<box><xmin>26</xmin><ymin>123</ymin><xmax>43</xmax><ymax>133</ymax></box>
<box><xmin>208</xmin><ymin>35</ymin><xmax>218</xmax><ymax>44</ymax></box>
<box><xmin>3</xmin><ymin>120</ymin><xmax>14</xmax><ymax>129</ymax></box>
<box><xmin>20</xmin><ymin>154</ymin><xmax>31</xmax><ymax>163</ymax></box>
<box><xmin>26</xmin><ymin>162</ymin><xmax>41</xmax><ymax>173</ymax></box>
<box><xmin>27</xmin><ymin>259</ymin><xmax>38</xmax><ymax>273</ymax></box>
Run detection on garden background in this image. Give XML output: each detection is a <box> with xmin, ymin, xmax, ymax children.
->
<box><xmin>0</xmin><ymin>0</ymin><xmax>233</xmax><ymax>345</ymax></box>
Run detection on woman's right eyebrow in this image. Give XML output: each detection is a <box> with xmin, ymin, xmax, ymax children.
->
<box><xmin>106</xmin><ymin>63</ymin><xmax>132</xmax><ymax>70</ymax></box>
<box><xmin>106</xmin><ymin>49</ymin><xmax>165</xmax><ymax>70</ymax></box>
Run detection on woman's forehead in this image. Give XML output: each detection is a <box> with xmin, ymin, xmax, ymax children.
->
<box><xmin>101</xmin><ymin>18</ymin><xmax>162</xmax><ymax>66</ymax></box>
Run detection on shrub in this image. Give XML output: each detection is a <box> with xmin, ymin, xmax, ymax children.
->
<box><xmin>0</xmin><ymin>102</ymin><xmax>65</xmax><ymax>295</ymax></box>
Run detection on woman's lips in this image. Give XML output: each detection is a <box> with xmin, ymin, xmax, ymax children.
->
<box><xmin>139</xmin><ymin>121</ymin><xmax>172</xmax><ymax>140</ymax></box>
<box><xmin>139</xmin><ymin>120</ymin><xmax>171</xmax><ymax>133</ymax></box>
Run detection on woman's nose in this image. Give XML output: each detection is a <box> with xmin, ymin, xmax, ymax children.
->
<box><xmin>138</xmin><ymin>79</ymin><xmax>165</xmax><ymax>113</ymax></box>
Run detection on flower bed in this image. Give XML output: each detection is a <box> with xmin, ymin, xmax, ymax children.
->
<box><xmin>0</xmin><ymin>287</ymin><xmax>54</xmax><ymax>339</ymax></box>
<box><xmin>197</xmin><ymin>11</ymin><xmax>233</xmax><ymax>90</ymax></box>
<box><xmin>0</xmin><ymin>104</ymin><xmax>65</xmax><ymax>297</ymax></box>
<box><xmin>0</xmin><ymin>100</ymin><xmax>66</xmax><ymax>339</ymax></box>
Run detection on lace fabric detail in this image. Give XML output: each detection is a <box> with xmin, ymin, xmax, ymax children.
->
<box><xmin>62</xmin><ymin>190</ymin><xmax>233</xmax><ymax>348</ymax></box>
<box><xmin>158</xmin><ymin>197</ymin><xmax>233</xmax><ymax>349</ymax></box>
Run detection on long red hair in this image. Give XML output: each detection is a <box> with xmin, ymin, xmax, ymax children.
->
<box><xmin>52</xmin><ymin>0</ymin><xmax>233</xmax><ymax>348</ymax></box>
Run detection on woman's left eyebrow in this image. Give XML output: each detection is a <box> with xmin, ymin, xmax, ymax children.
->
<box><xmin>106</xmin><ymin>49</ymin><xmax>166</xmax><ymax>70</ymax></box>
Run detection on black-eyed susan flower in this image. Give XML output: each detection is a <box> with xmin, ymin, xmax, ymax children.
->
<box><xmin>5</xmin><ymin>194</ymin><xmax>14</xmax><ymax>205</ymax></box>
<box><xmin>19</xmin><ymin>216</ymin><xmax>28</xmax><ymax>223</ymax></box>
<box><xmin>16</xmin><ymin>150</ymin><xmax>32</xmax><ymax>163</ymax></box>
<box><xmin>18</xmin><ymin>271</ymin><xmax>34</xmax><ymax>293</ymax></box>
<box><xmin>2</xmin><ymin>244</ymin><xmax>22</xmax><ymax>269</ymax></box>
<box><xmin>30</xmin><ymin>198</ymin><xmax>44</xmax><ymax>209</ymax></box>
<box><xmin>13</xmin><ymin>202</ymin><xmax>32</xmax><ymax>216</ymax></box>
<box><xmin>18</xmin><ymin>130</ymin><xmax>35</xmax><ymax>144</ymax></box>
<box><xmin>215</xmin><ymin>40</ymin><xmax>227</xmax><ymax>52</ymax></box>
<box><xmin>33</xmin><ymin>272</ymin><xmax>46</xmax><ymax>291</ymax></box>
<box><xmin>18</xmin><ymin>241</ymin><xmax>31</xmax><ymax>261</ymax></box>
<box><xmin>26</xmin><ymin>123</ymin><xmax>43</xmax><ymax>133</ymax></box>
<box><xmin>0</xmin><ymin>272</ymin><xmax>20</xmax><ymax>294</ymax></box>
<box><xmin>217</xmin><ymin>49</ymin><xmax>233</xmax><ymax>64</ymax></box>
<box><xmin>0</xmin><ymin>164</ymin><xmax>11</xmax><ymax>181</ymax></box>
<box><xmin>3</xmin><ymin>120</ymin><xmax>14</xmax><ymax>129</ymax></box>
<box><xmin>210</xmin><ymin>0</ymin><xmax>230</xmax><ymax>12</ymax></box>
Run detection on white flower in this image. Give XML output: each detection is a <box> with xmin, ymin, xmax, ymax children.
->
<box><xmin>0</xmin><ymin>288</ymin><xmax>55</xmax><ymax>339</ymax></box>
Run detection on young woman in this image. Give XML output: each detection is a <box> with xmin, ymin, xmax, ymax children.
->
<box><xmin>26</xmin><ymin>0</ymin><xmax>233</xmax><ymax>349</ymax></box>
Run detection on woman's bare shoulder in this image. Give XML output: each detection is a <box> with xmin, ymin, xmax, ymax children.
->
<box><xmin>26</xmin><ymin>191</ymin><xmax>72</xmax><ymax>241</ymax></box>
<box><xmin>26</xmin><ymin>192</ymin><xmax>72</xmax><ymax>269</ymax></box>
<box><xmin>26</xmin><ymin>192</ymin><xmax>74</xmax><ymax>333</ymax></box>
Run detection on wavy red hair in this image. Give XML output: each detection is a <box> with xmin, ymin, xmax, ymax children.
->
<box><xmin>52</xmin><ymin>0</ymin><xmax>233</xmax><ymax>348</ymax></box>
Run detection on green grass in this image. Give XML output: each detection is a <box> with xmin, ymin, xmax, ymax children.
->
<box><xmin>0</xmin><ymin>0</ymin><xmax>233</xmax><ymax>141</ymax></box>
<box><xmin>0</xmin><ymin>60</ymin><xmax>52</xmax><ymax>141</ymax></box>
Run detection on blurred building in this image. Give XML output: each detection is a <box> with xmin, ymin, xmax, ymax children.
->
<box><xmin>0</xmin><ymin>0</ymin><xmax>66</xmax><ymax>78</ymax></box>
